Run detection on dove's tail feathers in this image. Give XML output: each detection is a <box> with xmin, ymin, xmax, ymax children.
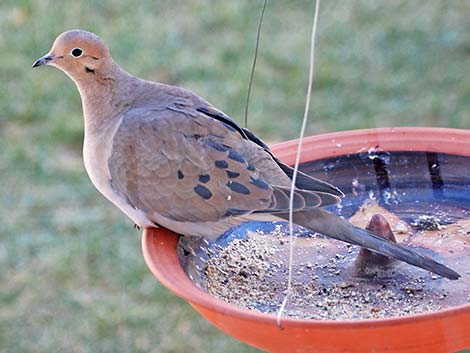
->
<box><xmin>282</xmin><ymin>208</ymin><xmax>460</xmax><ymax>280</ymax></box>
<box><xmin>257</xmin><ymin>186</ymin><xmax>342</xmax><ymax>215</ymax></box>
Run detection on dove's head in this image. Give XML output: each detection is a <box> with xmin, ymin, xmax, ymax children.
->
<box><xmin>33</xmin><ymin>30</ymin><xmax>114</xmax><ymax>81</ymax></box>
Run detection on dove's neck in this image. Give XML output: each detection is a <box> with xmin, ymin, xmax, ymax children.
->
<box><xmin>73</xmin><ymin>61</ymin><xmax>140</xmax><ymax>135</ymax></box>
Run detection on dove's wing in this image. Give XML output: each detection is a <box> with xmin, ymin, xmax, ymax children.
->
<box><xmin>108</xmin><ymin>104</ymin><xmax>341</xmax><ymax>226</ymax></box>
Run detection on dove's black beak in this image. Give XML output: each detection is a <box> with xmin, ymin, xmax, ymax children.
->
<box><xmin>32</xmin><ymin>53</ymin><xmax>54</xmax><ymax>68</ymax></box>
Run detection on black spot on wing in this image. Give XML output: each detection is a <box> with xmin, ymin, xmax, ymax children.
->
<box><xmin>215</xmin><ymin>160</ymin><xmax>229</xmax><ymax>169</ymax></box>
<box><xmin>247</xmin><ymin>164</ymin><xmax>256</xmax><ymax>171</ymax></box>
<box><xmin>227</xmin><ymin>150</ymin><xmax>245</xmax><ymax>163</ymax></box>
<box><xmin>226</xmin><ymin>170</ymin><xmax>240</xmax><ymax>178</ymax></box>
<box><xmin>205</xmin><ymin>140</ymin><xmax>230</xmax><ymax>152</ymax></box>
<box><xmin>177</xmin><ymin>170</ymin><xmax>184</xmax><ymax>179</ymax></box>
<box><xmin>226</xmin><ymin>181</ymin><xmax>250</xmax><ymax>195</ymax></box>
<box><xmin>249</xmin><ymin>177</ymin><xmax>270</xmax><ymax>190</ymax></box>
<box><xmin>194</xmin><ymin>184</ymin><xmax>212</xmax><ymax>200</ymax></box>
<box><xmin>199</xmin><ymin>174</ymin><xmax>210</xmax><ymax>183</ymax></box>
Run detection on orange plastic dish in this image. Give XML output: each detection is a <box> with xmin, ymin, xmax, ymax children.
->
<box><xmin>142</xmin><ymin>127</ymin><xmax>470</xmax><ymax>353</ymax></box>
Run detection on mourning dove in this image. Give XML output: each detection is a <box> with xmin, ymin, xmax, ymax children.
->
<box><xmin>33</xmin><ymin>29</ymin><xmax>459</xmax><ymax>280</ymax></box>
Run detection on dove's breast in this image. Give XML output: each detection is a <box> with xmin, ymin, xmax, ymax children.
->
<box><xmin>82</xmin><ymin>115</ymin><xmax>155</xmax><ymax>228</ymax></box>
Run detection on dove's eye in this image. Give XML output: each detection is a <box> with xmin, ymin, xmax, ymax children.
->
<box><xmin>71</xmin><ymin>48</ymin><xmax>83</xmax><ymax>58</ymax></box>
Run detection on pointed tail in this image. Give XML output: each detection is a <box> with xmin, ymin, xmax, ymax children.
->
<box><xmin>280</xmin><ymin>208</ymin><xmax>460</xmax><ymax>280</ymax></box>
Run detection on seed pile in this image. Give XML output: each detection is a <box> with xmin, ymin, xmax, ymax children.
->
<box><xmin>198</xmin><ymin>219</ymin><xmax>470</xmax><ymax>320</ymax></box>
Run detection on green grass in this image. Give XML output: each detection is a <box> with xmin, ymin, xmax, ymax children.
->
<box><xmin>0</xmin><ymin>1</ymin><xmax>468</xmax><ymax>352</ymax></box>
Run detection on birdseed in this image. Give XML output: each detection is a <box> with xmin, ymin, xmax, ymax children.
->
<box><xmin>189</xmin><ymin>206</ymin><xmax>470</xmax><ymax>320</ymax></box>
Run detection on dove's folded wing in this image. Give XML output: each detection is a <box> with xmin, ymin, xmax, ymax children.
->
<box><xmin>108</xmin><ymin>106</ymin><xmax>340</xmax><ymax>225</ymax></box>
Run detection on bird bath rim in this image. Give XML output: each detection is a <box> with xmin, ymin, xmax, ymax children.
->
<box><xmin>142</xmin><ymin>127</ymin><xmax>470</xmax><ymax>352</ymax></box>
<box><xmin>142</xmin><ymin>228</ymin><xmax>470</xmax><ymax>327</ymax></box>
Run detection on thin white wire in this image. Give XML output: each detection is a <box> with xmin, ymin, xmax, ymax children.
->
<box><xmin>277</xmin><ymin>0</ymin><xmax>321</xmax><ymax>329</ymax></box>
<box><xmin>245</xmin><ymin>0</ymin><xmax>268</xmax><ymax>129</ymax></box>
